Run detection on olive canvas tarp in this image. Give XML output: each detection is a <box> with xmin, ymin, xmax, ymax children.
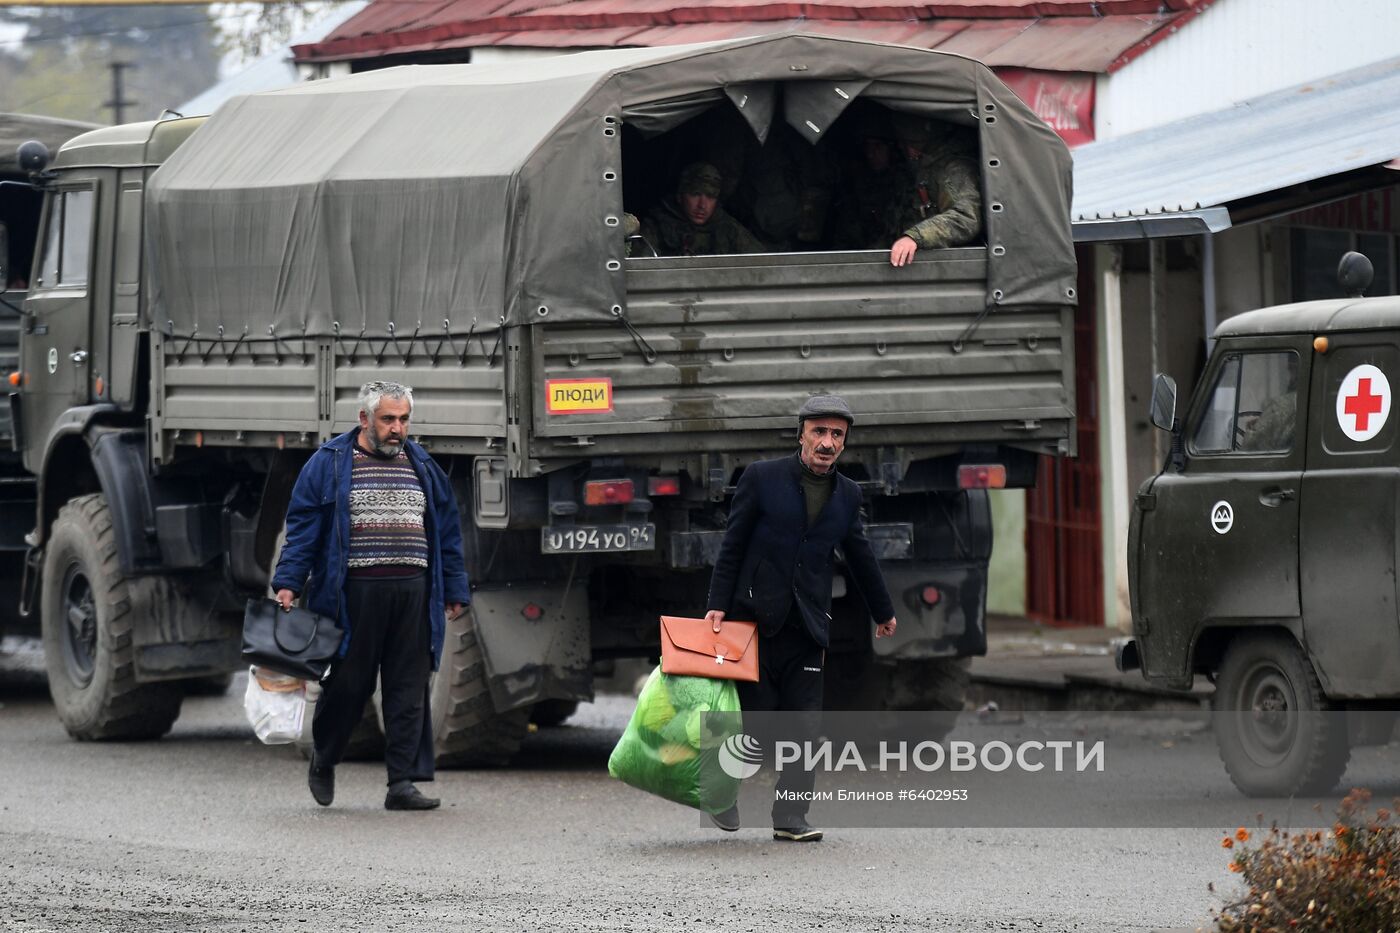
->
<box><xmin>144</xmin><ymin>34</ymin><xmax>1075</xmax><ymax>341</ymax></box>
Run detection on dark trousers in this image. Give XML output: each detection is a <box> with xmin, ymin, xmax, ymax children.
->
<box><xmin>314</xmin><ymin>572</ymin><xmax>434</xmax><ymax>785</ymax></box>
<box><xmin>737</xmin><ymin>612</ymin><xmax>825</xmax><ymax>822</ymax></box>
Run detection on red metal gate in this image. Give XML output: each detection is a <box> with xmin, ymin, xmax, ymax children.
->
<box><xmin>1026</xmin><ymin>251</ymin><xmax>1102</xmax><ymax>627</ymax></box>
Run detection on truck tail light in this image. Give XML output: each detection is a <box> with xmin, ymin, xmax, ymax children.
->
<box><xmin>584</xmin><ymin>478</ymin><xmax>634</xmax><ymax>505</ymax></box>
<box><xmin>920</xmin><ymin>586</ymin><xmax>942</xmax><ymax>607</ymax></box>
<box><xmin>521</xmin><ymin>602</ymin><xmax>544</xmax><ymax>621</ymax></box>
<box><xmin>648</xmin><ymin>475</ymin><xmax>680</xmax><ymax>496</ymax></box>
<box><xmin>958</xmin><ymin>464</ymin><xmax>1006</xmax><ymax>489</ymax></box>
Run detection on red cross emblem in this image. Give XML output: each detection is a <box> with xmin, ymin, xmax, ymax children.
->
<box><xmin>1344</xmin><ymin>378</ymin><xmax>1384</xmax><ymax>431</ymax></box>
<box><xmin>1336</xmin><ymin>364</ymin><xmax>1391</xmax><ymax>442</ymax></box>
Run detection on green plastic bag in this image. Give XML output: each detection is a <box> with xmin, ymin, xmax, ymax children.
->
<box><xmin>607</xmin><ymin>667</ymin><xmax>743</xmax><ymax>814</ymax></box>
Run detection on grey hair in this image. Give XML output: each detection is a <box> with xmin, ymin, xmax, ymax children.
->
<box><xmin>358</xmin><ymin>381</ymin><xmax>414</xmax><ymax>417</ymax></box>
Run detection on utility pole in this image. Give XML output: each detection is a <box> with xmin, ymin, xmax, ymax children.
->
<box><xmin>104</xmin><ymin>62</ymin><xmax>136</xmax><ymax>125</ymax></box>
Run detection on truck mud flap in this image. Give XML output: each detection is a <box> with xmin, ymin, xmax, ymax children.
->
<box><xmin>0</xmin><ymin>479</ymin><xmax>35</xmax><ymax>551</ymax></box>
<box><xmin>128</xmin><ymin>574</ymin><xmax>243</xmax><ymax>682</ymax></box>
<box><xmin>870</xmin><ymin>560</ymin><xmax>987</xmax><ymax>659</ymax></box>
<box><xmin>468</xmin><ymin>579</ymin><xmax>592</xmax><ymax>713</ymax></box>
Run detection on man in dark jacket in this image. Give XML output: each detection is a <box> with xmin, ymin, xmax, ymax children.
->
<box><xmin>272</xmin><ymin>381</ymin><xmax>469</xmax><ymax>811</ymax></box>
<box><xmin>704</xmin><ymin>395</ymin><xmax>897</xmax><ymax>841</ymax></box>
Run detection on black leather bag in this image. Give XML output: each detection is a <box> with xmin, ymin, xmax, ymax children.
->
<box><xmin>241</xmin><ymin>598</ymin><xmax>345</xmax><ymax>681</ymax></box>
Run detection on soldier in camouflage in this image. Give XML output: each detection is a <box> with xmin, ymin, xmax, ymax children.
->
<box><xmin>885</xmin><ymin>113</ymin><xmax>982</xmax><ymax>267</ymax></box>
<box><xmin>831</xmin><ymin>107</ymin><xmax>907</xmax><ymax>251</ymax></box>
<box><xmin>637</xmin><ymin>162</ymin><xmax>766</xmax><ymax>257</ymax></box>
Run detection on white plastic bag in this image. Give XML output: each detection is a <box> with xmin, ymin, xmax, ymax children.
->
<box><xmin>243</xmin><ymin>666</ymin><xmax>307</xmax><ymax>745</ymax></box>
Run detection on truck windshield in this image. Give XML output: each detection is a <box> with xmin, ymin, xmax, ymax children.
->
<box><xmin>35</xmin><ymin>188</ymin><xmax>94</xmax><ymax>290</ymax></box>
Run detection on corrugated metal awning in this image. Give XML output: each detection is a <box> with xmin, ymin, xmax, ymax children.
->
<box><xmin>1072</xmin><ymin>56</ymin><xmax>1400</xmax><ymax>225</ymax></box>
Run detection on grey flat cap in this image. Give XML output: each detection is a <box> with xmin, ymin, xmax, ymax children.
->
<box><xmin>798</xmin><ymin>394</ymin><xmax>855</xmax><ymax>426</ymax></box>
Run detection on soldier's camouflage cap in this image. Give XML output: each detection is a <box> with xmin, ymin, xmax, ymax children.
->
<box><xmin>798</xmin><ymin>394</ymin><xmax>855</xmax><ymax>427</ymax></box>
<box><xmin>676</xmin><ymin>162</ymin><xmax>722</xmax><ymax>198</ymax></box>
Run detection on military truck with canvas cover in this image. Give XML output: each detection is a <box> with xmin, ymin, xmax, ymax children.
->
<box><xmin>10</xmin><ymin>35</ymin><xmax>1077</xmax><ymax>760</ymax></box>
<box><xmin>0</xmin><ymin>112</ymin><xmax>97</xmax><ymax>640</ymax></box>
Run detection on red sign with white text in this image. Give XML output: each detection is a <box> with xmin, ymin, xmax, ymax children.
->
<box><xmin>995</xmin><ymin>68</ymin><xmax>1096</xmax><ymax>148</ymax></box>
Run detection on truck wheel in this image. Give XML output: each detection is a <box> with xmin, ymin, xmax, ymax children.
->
<box><xmin>432</xmin><ymin>606</ymin><xmax>530</xmax><ymax>767</ymax></box>
<box><xmin>825</xmin><ymin>653</ymin><xmax>970</xmax><ymax>741</ymax></box>
<box><xmin>40</xmin><ymin>494</ymin><xmax>184</xmax><ymax>740</ymax></box>
<box><xmin>1213</xmin><ymin>632</ymin><xmax>1349</xmax><ymax>796</ymax></box>
<box><xmin>531</xmin><ymin>698</ymin><xmax>580</xmax><ymax>728</ymax></box>
<box><xmin>882</xmin><ymin>657</ymin><xmax>971</xmax><ymax>742</ymax></box>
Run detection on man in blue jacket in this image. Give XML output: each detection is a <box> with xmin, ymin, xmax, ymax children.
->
<box><xmin>272</xmin><ymin>381</ymin><xmax>469</xmax><ymax>811</ymax></box>
<box><xmin>704</xmin><ymin>395</ymin><xmax>897</xmax><ymax>841</ymax></box>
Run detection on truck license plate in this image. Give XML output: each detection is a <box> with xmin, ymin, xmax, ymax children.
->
<box><xmin>541</xmin><ymin>523</ymin><xmax>655</xmax><ymax>554</ymax></box>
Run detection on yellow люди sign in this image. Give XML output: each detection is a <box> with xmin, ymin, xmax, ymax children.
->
<box><xmin>545</xmin><ymin>378</ymin><xmax>613</xmax><ymax>415</ymax></box>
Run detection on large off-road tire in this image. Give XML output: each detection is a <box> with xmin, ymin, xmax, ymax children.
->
<box><xmin>432</xmin><ymin>606</ymin><xmax>531</xmax><ymax>767</ymax></box>
<box><xmin>40</xmin><ymin>494</ymin><xmax>184</xmax><ymax>740</ymax></box>
<box><xmin>1213</xmin><ymin>632</ymin><xmax>1349</xmax><ymax>797</ymax></box>
<box><xmin>825</xmin><ymin>652</ymin><xmax>970</xmax><ymax>742</ymax></box>
<box><xmin>531</xmin><ymin>698</ymin><xmax>580</xmax><ymax>728</ymax></box>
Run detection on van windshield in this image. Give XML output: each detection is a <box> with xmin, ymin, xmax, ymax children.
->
<box><xmin>1192</xmin><ymin>351</ymin><xmax>1299</xmax><ymax>455</ymax></box>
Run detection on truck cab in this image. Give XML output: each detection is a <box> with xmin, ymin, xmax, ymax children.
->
<box><xmin>1124</xmin><ymin>254</ymin><xmax>1399</xmax><ymax>796</ymax></box>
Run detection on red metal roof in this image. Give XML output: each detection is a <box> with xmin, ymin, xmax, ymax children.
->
<box><xmin>294</xmin><ymin>0</ymin><xmax>1211</xmax><ymax>70</ymax></box>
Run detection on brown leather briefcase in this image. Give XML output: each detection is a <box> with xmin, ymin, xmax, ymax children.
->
<box><xmin>659</xmin><ymin>615</ymin><xmax>760</xmax><ymax>683</ymax></box>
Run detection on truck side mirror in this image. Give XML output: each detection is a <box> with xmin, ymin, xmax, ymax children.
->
<box><xmin>1149</xmin><ymin>373</ymin><xmax>1178</xmax><ymax>432</ymax></box>
<box><xmin>17</xmin><ymin>139</ymin><xmax>51</xmax><ymax>175</ymax></box>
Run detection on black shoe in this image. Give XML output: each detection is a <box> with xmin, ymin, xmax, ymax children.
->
<box><xmin>773</xmin><ymin>818</ymin><xmax>822</xmax><ymax>842</ymax></box>
<box><xmin>308</xmin><ymin>754</ymin><xmax>334</xmax><ymax>807</ymax></box>
<box><xmin>708</xmin><ymin>805</ymin><xmax>740</xmax><ymax>832</ymax></box>
<box><xmin>385</xmin><ymin>784</ymin><xmax>440</xmax><ymax>811</ymax></box>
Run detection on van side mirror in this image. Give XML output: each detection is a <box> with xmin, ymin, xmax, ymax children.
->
<box><xmin>1150</xmin><ymin>373</ymin><xmax>1177</xmax><ymax>432</ymax></box>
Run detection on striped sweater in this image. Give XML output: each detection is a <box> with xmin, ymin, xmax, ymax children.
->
<box><xmin>347</xmin><ymin>445</ymin><xmax>429</xmax><ymax>572</ymax></box>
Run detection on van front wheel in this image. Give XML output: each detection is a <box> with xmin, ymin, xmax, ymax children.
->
<box><xmin>1212</xmin><ymin>632</ymin><xmax>1348</xmax><ymax>797</ymax></box>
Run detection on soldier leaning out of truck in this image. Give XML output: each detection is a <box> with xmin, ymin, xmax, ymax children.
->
<box><xmin>883</xmin><ymin>113</ymin><xmax>983</xmax><ymax>268</ymax></box>
<box><xmin>272</xmin><ymin>381</ymin><xmax>469</xmax><ymax>812</ymax></box>
<box><xmin>633</xmin><ymin>161</ymin><xmax>766</xmax><ymax>257</ymax></box>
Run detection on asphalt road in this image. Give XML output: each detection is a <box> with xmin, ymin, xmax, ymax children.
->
<box><xmin>5</xmin><ymin>670</ymin><xmax>1397</xmax><ymax>933</ymax></box>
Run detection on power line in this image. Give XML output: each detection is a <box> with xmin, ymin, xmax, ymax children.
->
<box><xmin>0</xmin><ymin>8</ymin><xmax>260</xmax><ymax>49</ymax></box>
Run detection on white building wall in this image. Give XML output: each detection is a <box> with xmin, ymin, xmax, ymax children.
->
<box><xmin>1095</xmin><ymin>0</ymin><xmax>1400</xmax><ymax>140</ymax></box>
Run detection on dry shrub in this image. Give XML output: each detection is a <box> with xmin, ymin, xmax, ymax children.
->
<box><xmin>1213</xmin><ymin>789</ymin><xmax>1400</xmax><ymax>932</ymax></box>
